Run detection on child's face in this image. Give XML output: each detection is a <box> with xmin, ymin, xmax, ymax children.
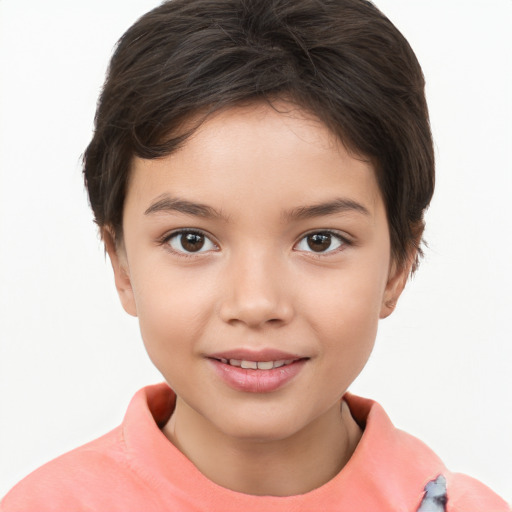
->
<box><xmin>107</xmin><ymin>102</ymin><xmax>408</xmax><ymax>441</ymax></box>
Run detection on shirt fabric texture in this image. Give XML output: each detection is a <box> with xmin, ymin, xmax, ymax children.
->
<box><xmin>1</xmin><ymin>383</ymin><xmax>509</xmax><ymax>511</ymax></box>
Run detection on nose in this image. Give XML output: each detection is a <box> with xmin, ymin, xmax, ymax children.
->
<box><xmin>218</xmin><ymin>250</ymin><xmax>295</xmax><ymax>328</ymax></box>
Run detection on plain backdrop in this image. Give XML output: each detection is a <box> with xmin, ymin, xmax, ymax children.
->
<box><xmin>1</xmin><ymin>0</ymin><xmax>511</xmax><ymax>501</ymax></box>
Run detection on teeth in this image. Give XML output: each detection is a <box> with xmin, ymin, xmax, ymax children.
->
<box><xmin>257</xmin><ymin>361</ymin><xmax>274</xmax><ymax>370</ymax></box>
<box><xmin>224</xmin><ymin>359</ymin><xmax>297</xmax><ymax>369</ymax></box>
<box><xmin>241</xmin><ymin>360</ymin><xmax>258</xmax><ymax>369</ymax></box>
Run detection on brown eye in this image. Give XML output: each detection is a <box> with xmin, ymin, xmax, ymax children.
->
<box><xmin>181</xmin><ymin>233</ymin><xmax>204</xmax><ymax>252</ymax></box>
<box><xmin>296</xmin><ymin>231</ymin><xmax>344</xmax><ymax>253</ymax></box>
<box><xmin>167</xmin><ymin>231</ymin><xmax>216</xmax><ymax>254</ymax></box>
<box><xmin>307</xmin><ymin>233</ymin><xmax>332</xmax><ymax>252</ymax></box>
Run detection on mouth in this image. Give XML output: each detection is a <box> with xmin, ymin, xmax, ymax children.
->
<box><xmin>211</xmin><ymin>357</ymin><xmax>302</xmax><ymax>370</ymax></box>
<box><xmin>207</xmin><ymin>350</ymin><xmax>309</xmax><ymax>393</ymax></box>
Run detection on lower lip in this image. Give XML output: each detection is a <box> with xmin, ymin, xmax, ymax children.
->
<box><xmin>209</xmin><ymin>359</ymin><xmax>307</xmax><ymax>393</ymax></box>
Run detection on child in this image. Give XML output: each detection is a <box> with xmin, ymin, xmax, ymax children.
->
<box><xmin>1</xmin><ymin>0</ymin><xmax>510</xmax><ymax>510</ymax></box>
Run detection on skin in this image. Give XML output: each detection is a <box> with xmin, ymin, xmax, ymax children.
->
<box><xmin>105</xmin><ymin>102</ymin><xmax>411</xmax><ymax>496</ymax></box>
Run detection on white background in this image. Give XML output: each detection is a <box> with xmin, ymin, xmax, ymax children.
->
<box><xmin>1</xmin><ymin>0</ymin><xmax>511</xmax><ymax>502</ymax></box>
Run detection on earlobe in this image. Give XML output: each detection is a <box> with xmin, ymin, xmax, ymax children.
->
<box><xmin>379</xmin><ymin>258</ymin><xmax>412</xmax><ymax>319</ymax></box>
<box><xmin>102</xmin><ymin>227</ymin><xmax>138</xmax><ymax>317</ymax></box>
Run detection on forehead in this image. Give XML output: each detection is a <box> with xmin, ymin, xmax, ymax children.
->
<box><xmin>124</xmin><ymin>102</ymin><xmax>383</xmax><ymax>221</ymax></box>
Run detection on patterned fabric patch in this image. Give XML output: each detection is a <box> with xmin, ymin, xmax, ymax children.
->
<box><xmin>417</xmin><ymin>475</ymin><xmax>448</xmax><ymax>512</ymax></box>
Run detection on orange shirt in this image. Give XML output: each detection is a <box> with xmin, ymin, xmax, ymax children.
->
<box><xmin>1</xmin><ymin>383</ymin><xmax>509</xmax><ymax>511</ymax></box>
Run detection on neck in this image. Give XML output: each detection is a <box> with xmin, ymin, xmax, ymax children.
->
<box><xmin>163</xmin><ymin>397</ymin><xmax>362</xmax><ymax>496</ymax></box>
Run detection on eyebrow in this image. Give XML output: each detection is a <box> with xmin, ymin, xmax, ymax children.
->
<box><xmin>144</xmin><ymin>195</ymin><xmax>228</xmax><ymax>220</ymax></box>
<box><xmin>283</xmin><ymin>198</ymin><xmax>370</xmax><ymax>221</ymax></box>
<box><xmin>144</xmin><ymin>195</ymin><xmax>370</xmax><ymax>222</ymax></box>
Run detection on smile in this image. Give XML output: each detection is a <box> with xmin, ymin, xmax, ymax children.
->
<box><xmin>216</xmin><ymin>358</ymin><xmax>297</xmax><ymax>370</ymax></box>
<box><xmin>208</xmin><ymin>353</ymin><xmax>308</xmax><ymax>393</ymax></box>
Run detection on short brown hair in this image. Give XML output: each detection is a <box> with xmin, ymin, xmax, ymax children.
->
<box><xmin>83</xmin><ymin>0</ymin><xmax>434</xmax><ymax>272</ymax></box>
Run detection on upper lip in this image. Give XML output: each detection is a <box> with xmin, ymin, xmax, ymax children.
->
<box><xmin>208</xmin><ymin>348</ymin><xmax>306</xmax><ymax>362</ymax></box>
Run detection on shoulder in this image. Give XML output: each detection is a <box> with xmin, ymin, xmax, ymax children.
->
<box><xmin>444</xmin><ymin>473</ymin><xmax>511</xmax><ymax>512</ymax></box>
<box><xmin>0</xmin><ymin>427</ymin><xmax>147</xmax><ymax>511</ymax></box>
<box><xmin>344</xmin><ymin>393</ymin><xmax>511</xmax><ymax>511</ymax></box>
<box><xmin>1</xmin><ymin>384</ymin><xmax>175</xmax><ymax>511</ymax></box>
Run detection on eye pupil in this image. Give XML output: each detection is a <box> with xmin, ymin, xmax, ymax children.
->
<box><xmin>181</xmin><ymin>233</ymin><xmax>205</xmax><ymax>252</ymax></box>
<box><xmin>307</xmin><ymin>233</ymin><xmax>331</xmax><ymax>252</ymax></box>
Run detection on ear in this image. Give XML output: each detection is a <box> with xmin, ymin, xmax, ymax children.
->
<box><xmin>379</xmin><ymin>255</ymin><xmax>414</xmax><ymax>319</ymax></box>
<box><xmin>102</xmin><ymin>227</ymin><xmax>138</xmax><ymax>317</ymax></box>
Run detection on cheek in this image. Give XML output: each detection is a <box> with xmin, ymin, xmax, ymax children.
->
<box><xmin>130</xmin><ymin>264</ymin><xmax>215</xmax><ymax>362</ymax></box>
<box><xmin>299</xmin><ymin>259</ymin><xmax>387</xmax><ymax>358</ymax></box>
<box><xmin>303</xmin><ymin>258</ymin><xmax>387</xmax><ymax>322</ymax></box>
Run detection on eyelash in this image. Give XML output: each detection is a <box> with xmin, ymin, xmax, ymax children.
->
<box><xmin>158</xmin><ymin>229</ymin><xmax>352</xmax><ymax>258</ymax></box>
<box><xmin>159</xmin><ymin>229</ymin><xmax>219</xmax><ymax>259</ymax></box>
<box><xmin>294</xmin><ymin>230</ymin><xmax>352</xmax><ymax>256</ymax></box>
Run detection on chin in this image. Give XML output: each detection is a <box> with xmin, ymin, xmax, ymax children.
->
<box><xmin>210</xmin><ymin>406</ymin><xmax>312</xmax><ymax>443</ymax></box>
